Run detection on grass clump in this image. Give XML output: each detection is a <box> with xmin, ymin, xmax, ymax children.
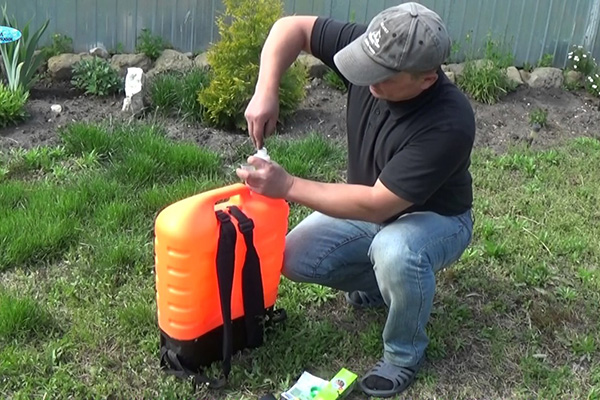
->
<box><xmin>71</xmin><ymin>57</ymin><xmax>122</xmax><ymax>96</ymax></box>
<box><xmin>0</xmin><ymin>83</ymin><xmax>28</xmax><ymax>127</ymax></box>
<box><xmin>322</xmin><ymin>68</ymin><xmax>347</xmax><ymax>92</ymax></box>
<box><xmin>457</xmin><ymin>34</ymin><xmax>516</xmax><ymax>104</ymax></box>
<box><xmin>149</xmin><ymin>68</ymin><xmax>210</xmax><ymax>121</ymax></box>
<box><xmin>0</xmin><ymin>290</ymin><xmax>56</xmax><ymax>341</ymax></box>
<box><xmin>198</xmin><ymin>0</ymin><xmax>307</xmax><ymax>130</ymax></box>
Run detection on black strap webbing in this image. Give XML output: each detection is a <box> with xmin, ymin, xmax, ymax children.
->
<box><xmin>214</xmin><ymin>210</ymin><xmax>236</xmax><ymax>382</ymax></box>
<box><xmin>228</xmin><ymin>206</ymin><xmax>266</xmax><ymax>348</ymax></box>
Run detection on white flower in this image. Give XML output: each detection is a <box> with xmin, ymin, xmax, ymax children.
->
<box><xmin>596</xmin><ymin>74</ymin><xmax>599</xmax><ymax>78</ymax></box>
<box><xmin>583</xmin><ymin>54</ymin><xmax>587</xmax><ymax>58</ymax></box>
<box><xmin>593</xmin><ymin>84</ymin><xmax>598</xmax><ymax>89</ymax></box>
<box><xmin>574</xmin><ymin>64</ymin><xmax>578</xmax><ymax>69</ymax></box>
<box><xmin>589</xmin><ymin>76</ymin><xmax>594</xmax><ymax>82</ymax></box>
<box><xmin>574</xmin><ymin>56</ymin><xmax>580</xmax><ymax>62</ymax></box>
<box><xmin>578</xmin><ymin>45</ymin><xmax>583</xmax><ymax>49</ymax></box>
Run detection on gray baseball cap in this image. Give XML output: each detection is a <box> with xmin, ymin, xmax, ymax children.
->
<box><xmin>333</xmin><ymin>2</ymin><xmax>451</xmax><ymax>86</ymax></box>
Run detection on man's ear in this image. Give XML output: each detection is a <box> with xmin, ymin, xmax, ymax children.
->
<box><xmin>420</xmin><ymin>71</ymin><xmax>439</xmax><ymax>90</ymax></box>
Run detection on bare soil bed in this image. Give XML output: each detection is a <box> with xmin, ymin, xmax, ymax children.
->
<box><xmin>1</xmin><ymin>77</ymin><xmax>600</xmax><ymax>155</ymax></box>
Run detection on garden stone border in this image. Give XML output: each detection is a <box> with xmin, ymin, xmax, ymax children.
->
<box><xmin>40</xmin><ymin>49</ymin><xmax>585</xmax><ymax>91</ymax></box>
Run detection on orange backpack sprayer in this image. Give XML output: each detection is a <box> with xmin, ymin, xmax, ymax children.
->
<box><xmin>154</xmin><ymin>183</ymin><xmax>289</xmax><ymax>387</ymax></box>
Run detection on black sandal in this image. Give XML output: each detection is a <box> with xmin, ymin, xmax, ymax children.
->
<box><xmin>359</xmin><ymin>357</ymin><xmax>424</xmax><ymax>398</ymax></box>
<box><xmin>344</xmin><ymin>290</ymin><xmax>385</xmax><ymax>308</ymax></box>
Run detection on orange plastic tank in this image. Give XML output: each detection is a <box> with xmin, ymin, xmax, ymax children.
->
<box><xmin>154</xmin><ymin>183</ymin><xmax>289</xmax><ymax>341</ymax></box>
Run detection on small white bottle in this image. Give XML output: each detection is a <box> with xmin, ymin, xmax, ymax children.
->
<box><xmin>254</xmin><ymin>147</ymin><xmax>270</xmax><ymax>162</ymax></box>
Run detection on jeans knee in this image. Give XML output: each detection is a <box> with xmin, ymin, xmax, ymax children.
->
<box><xmin>370</xmin><ymin>234</ymin><xmax>416</xmax><ymax>278</ymax></box>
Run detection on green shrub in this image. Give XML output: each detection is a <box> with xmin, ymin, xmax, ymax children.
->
<box><xmin>198</xmin><ymin>0</ymin><xmax>307</xmax><ymax>130</ymax></box>
<box><xmin>0</xmin><ymin>83</ymin><xmax>28</xmax><ymax>127</ymax></box>
<box><xmin>149</xmin><ymin>68</ymin><xmax>210</xmax><ymax>121</ymax></box>
<box><xmin>0</xmin><ymin>5</ymin><xmax>49</xmax><ymax>91</ymax></box>
<box><xmin>135</xmin><ymin>28</ymin><xmax>167</xmax><ymax>60</ymax></box>
<box><xmin>71</xmin><ymin>57</ymin><xmax>122</xmax><ymax>96</ymax></box>
<box><xmin>40</xmin><ymin>33</ymin><xmax>73</xmax><ymax>60</ymax></box>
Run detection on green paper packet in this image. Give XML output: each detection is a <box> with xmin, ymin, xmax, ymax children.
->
<box><xmin>313</xmin><ymin>368</ymin><xmax>358</xmax><ymax>400</ymax></box>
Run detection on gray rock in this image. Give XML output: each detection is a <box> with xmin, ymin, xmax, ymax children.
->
<box><xmin>565</xmin><ymin>70</ymin><xmax>583</xmax><ymax>87</ymax></box>
<box><xmin>298</xmin><ymin>53</ymin><xmax>328</xmax><ymax>78</ymax></box>
<box><xmin>147</xmin><ymin>49</ymin><xmax>193</xmax><ymax>79</ymax></box>
<box><xmin>90</xmin><ymin>44</ymin><xmax>110</xmax><ymax>59</ymax></box>
<box><xmin>443</xmin><ymin>63</ymin><xmax>465</xmax><ymax>78</ymax></box>
<box><xmin>444</xmin><ymin>70</ymin><xmax>455</xmax><ymax>83</ymax></box>
<box><xmin>110</xmin><ymin>53</ymin><xmax>152</xmax><ymax>77</ymax></box>
<box><xmin>527</xmin><ymin>67</ymin><xmax>564</xmax><ymax>88</ymax></box>
<box><xmin>193</xmin><ymin>52</ymin><xmax>208</xmax><ymax>70</ymax></box>
<box><xmin>519</xmin><ymin>69</ymin><xmax>531</xmax><ymax>83</ymax></box>
<box><xmin>506</xmin><ymin>66</ymin><xmax>523</xmax><ymax>86</ymax></box>
<box><xmin>47</xmin><ymin>53</ymin><xmax>93</xmax><ymax>81</ymax></box>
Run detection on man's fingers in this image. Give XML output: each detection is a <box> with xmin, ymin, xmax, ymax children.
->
<box><xmin>247</xmin><ymin>120</ymin><xmax>257</xmax><ymax>148</ymax></box>
<box><xmin>236</xmin><ymin>167</ymin><xmax>250</xmax><ymax>181</ymax></box>
<box><xmin>265</xmin><ymin>118</ymin><xmax>277</xmax><ymax>138</ymax></box>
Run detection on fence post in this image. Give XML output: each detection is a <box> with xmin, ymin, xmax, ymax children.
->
<box><xmin>584</xmin><ymin>0</ymin><xmax>600</xmax><ymax>52</ymax></box>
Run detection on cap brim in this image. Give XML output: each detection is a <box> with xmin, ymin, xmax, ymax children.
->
<box><xmin>333</xmin><ymin>34</ymin><xmax>399</xmax><ymax>86</ymax></box>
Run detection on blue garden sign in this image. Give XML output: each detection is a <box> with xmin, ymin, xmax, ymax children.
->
<box><xmin>0</xmin><ymin>26</ymin><xmax>21</xmax><ymax>43</ymax></box>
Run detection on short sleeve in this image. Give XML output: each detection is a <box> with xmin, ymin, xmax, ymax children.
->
<box><xmin>310</xmin><ymin>18</ymin><xmax>366</xmax><ymax>86</ymax></box>
<box><xmin>379</xmin><ymin>127</ymin><xmax>474</xmax><ymax>205</ymax></box>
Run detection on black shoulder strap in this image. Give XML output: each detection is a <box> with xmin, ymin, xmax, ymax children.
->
<box><xmin>228</xmin><ymin>205</ymin><xmax>266</xmax><ymax>348</ymax></box>
<box><xmin>214</xmin><ymin>209</ymin><xmax>236</xmax><ymax>382</ymax></box>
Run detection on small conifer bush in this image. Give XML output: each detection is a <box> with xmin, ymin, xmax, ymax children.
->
<box><xmin>198</xmin><ymin>0</ymin><xmax>307</xmax><ymax>130</ymax></box>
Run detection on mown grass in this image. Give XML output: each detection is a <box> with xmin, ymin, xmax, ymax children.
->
<box><xmin>0</xmin><ymin>122</ymin><xmax>599</xmax><ymax>400</ymax></box>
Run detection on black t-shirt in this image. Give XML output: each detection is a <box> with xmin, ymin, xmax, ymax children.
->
<box><xmin>310</xmin><ymin>18</ymin><xmax>476</xmax><ymax>220</ymax></box>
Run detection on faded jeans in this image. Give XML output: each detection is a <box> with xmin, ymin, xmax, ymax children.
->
<box><xmin>282</xmin><ymin>209</ymin><xmax>473</xmax><ymax>367</ymax></box>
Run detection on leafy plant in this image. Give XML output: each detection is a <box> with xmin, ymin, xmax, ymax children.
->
<box><xmin>40</xmin><ymin>33</ymin><xmax>73</xmax><ymax>60</ymax></box>
<box><xmin>529</xmin><ymin>108</ymin><xmax>548</xmax><ymax>128</ymax></box>
<box><xmin>71</xmin><ymin>57</ymin><xmax>122</xmax><ymax>96</ymax></box>
<box><xmin>198</xmin><ymin>0</ymin><xmax>307</xmax><ymax>130</ymax></box>
<box><xmin>537</xmin><ymin>53</ymin><xmax>554</xmax><ymax>68</ymax></box>
<box><xmin>0</xmin><ymin>5</ymin><xmax>49</xmax><ymax>91</ymax></box>
<box><xmin>0</xmin><ymin>82</ymin><xmax>28</xmax><ymax>127</ymax></box>
<box><xmin>149</xmin><ymin>68</ymin><xmax>210</xmax><ymax>121</ymax></box>
<box><xmin>135</xmin><ymin>28</ymin><xmax>167</xmax><ymax>60</ymax></box>
<box><xmin>567</xmin><ymin>45</ymin><xmax>597</xmax><ymax>76</ymax></box>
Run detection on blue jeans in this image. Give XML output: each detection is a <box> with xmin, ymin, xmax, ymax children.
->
<box><xmin>282</xmin><ymin>209</ymin><xmax>473</xmax><ymax>367</ymax></box>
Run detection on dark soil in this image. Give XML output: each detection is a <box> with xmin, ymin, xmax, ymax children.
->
<box><xmin>2</xmin><ymin>78</ymin><xmax>600</xmax><ymax>155</ymax></box>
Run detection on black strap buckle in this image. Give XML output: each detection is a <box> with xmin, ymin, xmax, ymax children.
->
<box><xmin>236</xmin><ymin>218</ymin><xmax>254</xmax><ymax>233</ymax></box>
<box><xmin>215</xmin><ymin>210</ymin><xmax>230</xmax><ymax>223</ymax></box>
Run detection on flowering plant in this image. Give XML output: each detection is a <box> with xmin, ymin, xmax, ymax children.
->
<box><xmin>585</xmin><ymin>72</ymin><xmax>600</xmax><ymax>97</ymax></box>
<box><xmin>567</xmin><ymin>45</ymin><xmax>597</xmax><ymax>76</ymax></box>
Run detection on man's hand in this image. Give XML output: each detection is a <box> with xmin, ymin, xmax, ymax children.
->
<box><xmin>236</xmin><ymin>156</ymin><xmax>295</xmax><ymax>198</ymax></box>
<box><xmin>245</xmin><ymin>91</ymin><xmax>279</xmax><ymax>149</ymax></box>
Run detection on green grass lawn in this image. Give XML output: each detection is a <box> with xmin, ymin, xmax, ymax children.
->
<box><xmin>1</xmin><ymin>122</ymin><xmax>599</xmax><ymax>399</ymax></box>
